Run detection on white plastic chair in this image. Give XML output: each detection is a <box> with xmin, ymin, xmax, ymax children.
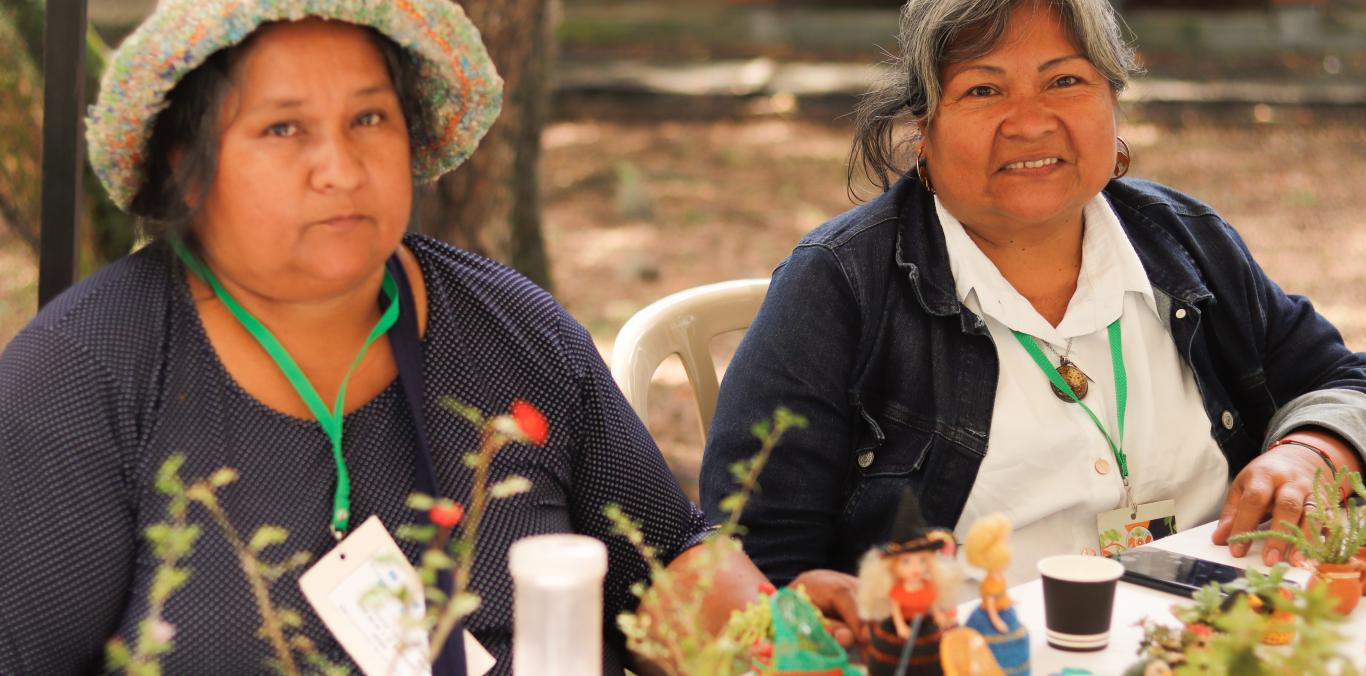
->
<box><xmin>610</xmin><ymin>279</ymin><xmax>770</xmax><ymax>441</ymax></box>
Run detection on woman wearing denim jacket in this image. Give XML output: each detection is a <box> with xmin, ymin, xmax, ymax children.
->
<box><xmin>701</xmin><ymin>0</ymin><xmax>1366</xmax><ymax>589</ymax></box>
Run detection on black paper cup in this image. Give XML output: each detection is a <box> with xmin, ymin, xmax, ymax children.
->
<box><xmin>1037</xmin><ymin>554</ymin><xmax>1124</xmax><ymax>651</ymax></box>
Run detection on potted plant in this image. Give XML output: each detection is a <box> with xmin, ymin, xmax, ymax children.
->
<box><xmin>1229</xmin><ymin>467</ymin><xmax>1366</xmax><ymax>615</ymax></box>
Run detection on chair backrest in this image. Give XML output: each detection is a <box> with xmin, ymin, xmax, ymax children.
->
<box><xmin>610</xmin><ymin>278</ymin><xmax>769</xmax><ymax>441</ymax></box>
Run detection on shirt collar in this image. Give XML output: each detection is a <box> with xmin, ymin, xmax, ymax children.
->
<box><xmin>937</xmin><ymin>193</ymin><xmax>1159</xmax><ymax>344</ymax></box>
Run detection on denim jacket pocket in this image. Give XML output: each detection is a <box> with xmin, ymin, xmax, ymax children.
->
<box><xmin>853</xmin><ymin>404</ymin><xmax>936</xmax><ymax>478</ymax></box>
<box><xmin>836</xmin><ymin>407</ymin><xmax>939</xmax><ymax>564</ymax></box>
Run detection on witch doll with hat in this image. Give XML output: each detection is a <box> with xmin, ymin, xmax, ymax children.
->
<box><xmin>857</xmin><ymin>489</ymin><xmax>959</xmax><ymax>676</ymax></box>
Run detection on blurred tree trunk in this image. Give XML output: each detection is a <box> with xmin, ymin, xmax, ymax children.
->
<box><xmin>415</xmin><ymin>0</ymin><xmax>556</xmax><ymax>292</ymax></box>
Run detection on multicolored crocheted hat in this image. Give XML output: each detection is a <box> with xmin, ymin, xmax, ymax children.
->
<box><xmin>87</xmin><ymin>0</ymin><xmax>504</xmax><ymax>212</ymax></box>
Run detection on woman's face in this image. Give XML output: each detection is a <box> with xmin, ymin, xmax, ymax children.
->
<box><xmin>920</xmin><ymin>3</ymin><xmax>1117</xmax><ymax>237</ymax></box>
<box><xmin>892</xmin><ymin>552</ymin><xmax>928</xmax><ymax>584</ymax></box>
<box><xmin>194</xmin><ymin>18</ymin><xmax>412</xmax><ymax>301</ymax></box>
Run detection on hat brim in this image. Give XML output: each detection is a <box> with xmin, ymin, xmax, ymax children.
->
<box><xmin>87</xmin><ymin>0</ymin><xmax>504</xmax><ymax>212</ymax></box>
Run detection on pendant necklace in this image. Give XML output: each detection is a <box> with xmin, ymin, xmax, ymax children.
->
<box><xmin>1041</xmin><ymin>338</ymin><xmax>1091</xmax><ymax>403</ymax></box>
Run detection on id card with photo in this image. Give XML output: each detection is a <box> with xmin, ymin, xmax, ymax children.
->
<box><xmin>299</xmin><ymin>515</ymin><xmax>495</xmax><ymax>676</ymax></box>
<box><xmin>1096</xmin><ymin>499</ymin><xmax>1178</xmax><ymax>556</ymax></box>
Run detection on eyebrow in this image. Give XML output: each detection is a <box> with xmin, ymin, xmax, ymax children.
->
<box><xmin>949</xmin><ymin>54</ymin><xmax>1087</xmax><ymax>78</ymax></box>
<box><xmin>254</xmin><ymin>82</ymin><xmax>396</xmax><ymax>110</ymax></box>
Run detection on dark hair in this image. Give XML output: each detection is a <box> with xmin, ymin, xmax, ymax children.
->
<box><xmin>129</xmin><ymin>23</ymin><xmax>433</xmax><ymax>241</ymax></box>
<box><xmin>846</xmin><ymin>0</ymin><xmax>1141</xmax><ymax>200</ymax></box>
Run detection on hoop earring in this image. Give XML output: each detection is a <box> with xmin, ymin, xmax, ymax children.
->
<box><xmin>915</xmin><ymin>151</ymin><xmax>936</xmax><ymax>195</ymax></box>
<box><xmin>1114</xmin><ymin>136</ymin><xmax>1131</xmax><ymax>178</ymax></box>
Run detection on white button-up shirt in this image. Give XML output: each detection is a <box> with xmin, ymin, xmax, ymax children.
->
<box><xmin>939</xmin><ymin>194</ymin><xmax>1229</xmax><ymax>587</ymax></box>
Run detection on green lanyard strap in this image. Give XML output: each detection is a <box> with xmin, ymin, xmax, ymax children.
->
<box><xmin>171</xmin><ymin>241</ymin><xmax>400</xmax><ymax>537</ymax></box>
<box><xmin>1012</xmin><ymin>320</ymin><xmax>1132</xmax><ymax>505</ymax></box>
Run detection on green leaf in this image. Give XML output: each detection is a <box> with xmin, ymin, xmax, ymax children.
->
<box><xmin>155</xmin><ymin>454</ymin><xmax>187</xmax><ymax>495</ymax></box>
<box><xmin>151</xmin><ymin>566</ymin><xmax>191</xmax><ymax>603</ymax></box>
<box><xmin>750</xmin><ymin>420</ymin><xmax>772</xmax><ymax>441</ymax></box>
<box><xmin>396</xmin><ymin>524</ymin><xmax>438</xmax><ymax>543</ymax></box>
<box><xmin>425</xmin><ymin>586</ymin><xmax>449</xmax><ymax>605</ymax></box>
<box><xmin>208</xmin><ymin>467</ymin><xmax>239</xmax><ymax>488</ymax></box>
<box><xmin>718</xmin><ymin>494</ymin><xmax>744</xmax><ymax>515</ymax></box>
<box><xmin>774</xmin><ymin>407</ymin><xmax>809</xmax><ymax>430</ymax></box>
<box><xmin>406</xmin><ymin>493</ymin><xmax>435</xmax><ymax>511</ymax></box>
<box><xmin>104</xmin><ymin>638</ymin><xmax>132</xmax><ymax>669</ymax></box>
<box><xmin>422</xmin><ymin>550</ymin><xmax>456</xmax><ymax>570</ymax></box>
<box><xmin>184</xmin><ymin>485</ymin><xmax>215</xmax><ymax>505</ymax></box>
<box><xmin>449</xmin><ymin>591</ymin><xmax>481</xmax><ymax>619</ymax></box>
<box><xmin>278</xmin><ymin>608</ymin><xmax>304</xmax><ymax>629</ymax></box>
<box><xmin>440</xmin><ymin>398</ymin><xmax>485</xmax><ymax>426</ymax></box>
<box><xmin>490</xmin><ymin>475</ymin><xmax>532</xmax><ymax>498</ymax></box>
<box><xmin>248</xmin><ymin>526</ymin><xmax>289</xmax><ymax>554</ymax></box>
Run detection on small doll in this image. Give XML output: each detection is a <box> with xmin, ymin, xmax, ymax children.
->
<box><xmin>963</xmin><ymin>514</ymin><xmax>1030</xmax><ymax>675</ymax></box>
<box><xmin>858</xmin><ymin>490</ymin><xmax>958</xmax><ymax>676</ymax></box>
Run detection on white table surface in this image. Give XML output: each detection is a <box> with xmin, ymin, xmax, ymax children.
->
<box><xmin>958</xmin><ymin>522</ymin><xmax>1366</xmax><ymax>674</ymax></box>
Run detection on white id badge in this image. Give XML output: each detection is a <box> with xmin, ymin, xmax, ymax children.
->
<box><xmin>299</xmin><ymin>515</ymin><xmax>496</xmax><ymax>676</ymax></box>
<box><xmin>1095</xmin><ymin>499</ymin><xmax>1178</xmax><ymax>557</ymax></box>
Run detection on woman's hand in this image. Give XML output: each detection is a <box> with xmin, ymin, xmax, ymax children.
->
<box><xmin>790</xmin><ymin>569</ymin><xmax>865</xmax><ymax>649</ymax></box>
<box><xmin>1211</xmin><ymin>429</ymin><xmax>1362</xmax><ymax>565</ymax></box>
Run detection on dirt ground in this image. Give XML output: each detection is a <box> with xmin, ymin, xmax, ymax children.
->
<box><xmin>3</xmin><ymin>115</ymin><xmax>1364</xmax><ymax>499</ymax></box>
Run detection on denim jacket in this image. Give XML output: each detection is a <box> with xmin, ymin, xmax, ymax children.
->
<box><xmin>700</xmin><ymin>176</ymin><xmax>1366</xmax><ymax>586</ymax></box>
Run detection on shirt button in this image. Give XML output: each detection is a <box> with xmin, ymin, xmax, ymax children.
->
<box><xmin>1094</xmin><ymin>458</ymin><xmax>1111</xmax><ymax>475</ymax></box>
<box><xmin>857</xmin><ymin>451</ymin><xmax>875</xmax><ymax>468</ymax></box>
<box><xmin>1221</xmin><ymin>410</ymin><xmax>1236</xmax><ymax>429</ymax></box>
<box><xmin>1175</xmin><ymin>308</ymin><xmax>1188</xmax><ymax>319</ymax></box>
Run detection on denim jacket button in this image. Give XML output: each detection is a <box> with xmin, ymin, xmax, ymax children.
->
<box><xmin>857</xmin><ymin>451</ymin><xmax>875</xmax><ymax>468</ymax></box>
<box><xmin>1221</xmin><ymin>410</ymin><xmax>1235</xmax><ymax>429</ymax></box>
<box><xmin>1175</xmin><ymin>308</ymin><xmax>1188</xmax><ymax>319</ymax></box>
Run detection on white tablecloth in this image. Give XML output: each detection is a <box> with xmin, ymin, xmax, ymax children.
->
<box><xmin>957</xmin><ymin>522</ymin><xmax>1366</xmax><ymax>674</ymax></box>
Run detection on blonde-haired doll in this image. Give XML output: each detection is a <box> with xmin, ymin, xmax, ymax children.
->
<box><xmin>963</xmin><ymin>514</ymin><xmax>1030</xmax><ymax>675</ymax></box>
<box><xmin>858</xmin><ymin>490</ymin><xmax>959</xmax><ymax>676</ymax></box>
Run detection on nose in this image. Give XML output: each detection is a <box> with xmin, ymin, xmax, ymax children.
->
<box><xmin>309</xmin><ymin>130</ymin><xmax>366</xmax><ymax>193</ymax></box>
<box><xmin>998</xmin><ymin>95</ymin><xmax>1060</xmax><ymax>141</ymax></box>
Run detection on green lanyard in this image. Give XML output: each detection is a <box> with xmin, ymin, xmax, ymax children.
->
<box><xmin>1011</xmin><ymin>320</ymin><xmax>1134</xmax><ymax>511</ymax></box>
<box><xmin>171</xmin><ymin>241</ymin><xmax>400</xmax><ymax>538</ymax></box>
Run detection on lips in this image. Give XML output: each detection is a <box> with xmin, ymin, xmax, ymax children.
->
<box><xmin>316</xmin><ymin>213</ymin><xmax>371</xmax><ymax>226</ymax></box>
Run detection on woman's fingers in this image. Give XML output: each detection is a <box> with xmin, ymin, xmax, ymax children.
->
<box><xmin>1221</xmin><ymin>474</ymin><xmax>1274</xmax><ymax>558</ymax></box>
<box><xmin>1260</xmin><ymin>484</ymin><xmax>1309</xmax><ymax>565</ymax></box>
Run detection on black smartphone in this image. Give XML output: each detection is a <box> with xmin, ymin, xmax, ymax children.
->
<box><xmin>1113</xmin><ymin>548</ymin><xmax>1246</xmax><ymax>598</ymax></box>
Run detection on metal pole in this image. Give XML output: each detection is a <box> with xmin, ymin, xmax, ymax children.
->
<box><xmin>38</xmin><ymin>0</ymin><xmax>89</xmax><ymax>308</ymax></box>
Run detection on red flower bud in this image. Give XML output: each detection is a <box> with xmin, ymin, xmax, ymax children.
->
<box><xmin>511</xmin><ymin>400</ymin><xmax>549</xmax><ymax>446</ymax></box>
<box><xmin>429</xmin><ymin>503</ymin><xmax>465</xmax><ymax>528</ymax></box>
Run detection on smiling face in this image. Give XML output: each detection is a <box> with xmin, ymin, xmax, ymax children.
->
<box><xmin>892</xmin><ymin>551</ymin><xmax>929</xmax><ymax>585</ymax></box>
<box><xmin>920</xmin><ymin>2</ymin><xmax>1117</xmax><ymax>238</ymax></box>
<box><xmin>193</xmin><ymin>18</ymin><xmax>412</xmax><ymax>302</ymax></box>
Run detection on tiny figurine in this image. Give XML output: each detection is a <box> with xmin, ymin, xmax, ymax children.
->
<box><xmin>858</xmin><ymin>490</ymin><xmax>958</xmax><ymax>676</ymax></box>
<box><xmin>963</xmin><ymin>514</ymin><xmax>1030</xmax><ymax>675</ymax></box>
<box><xmin>751</xmin><ymin>587</ymin><xmax>860</xmax><ymax>675</ymax></box>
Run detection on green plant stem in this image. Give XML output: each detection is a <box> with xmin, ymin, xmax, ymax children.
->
<box><xmin>431</xmin><ymin>428</ymin><xmax>505</xmax><ymax>661</ymax></box>
<box><xmin>129</xmin><ymin>507</ymin><xmax>189</xmax><ymax>670</ymax></box>
<box><xmin>195</xmin><ymin>490</ymin><xmax>299</xmax><ymax>676</ymax></box>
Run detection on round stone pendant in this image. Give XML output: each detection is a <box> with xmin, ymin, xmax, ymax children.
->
<box><xmin>1050</xmin><ymin>360</ymin><xmax>1089</xmax><ymax>402</ymax></box>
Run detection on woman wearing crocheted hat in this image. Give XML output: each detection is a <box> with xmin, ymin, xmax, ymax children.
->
<box><xmin>0</xmin><ymin>2</ymin><xmax>860</xmax><ymax>673</ymax></box>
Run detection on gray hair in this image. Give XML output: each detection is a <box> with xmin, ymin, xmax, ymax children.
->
<box><xmin>848</xmin><ymin>0</ymin><xmax>1142</xmax><ymax>198</ymax></box>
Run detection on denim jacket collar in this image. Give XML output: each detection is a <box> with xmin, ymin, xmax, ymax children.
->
<box><xmin>888</xmin><ymin>177</ymin><xmax>1216</xmax><ymax>321</ymax></box>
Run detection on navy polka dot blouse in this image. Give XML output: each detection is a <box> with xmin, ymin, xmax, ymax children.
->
<box><xmin>0</xmin><ymin>234</ymin><xmax>712</xmax><ymax>675</ymax></box>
